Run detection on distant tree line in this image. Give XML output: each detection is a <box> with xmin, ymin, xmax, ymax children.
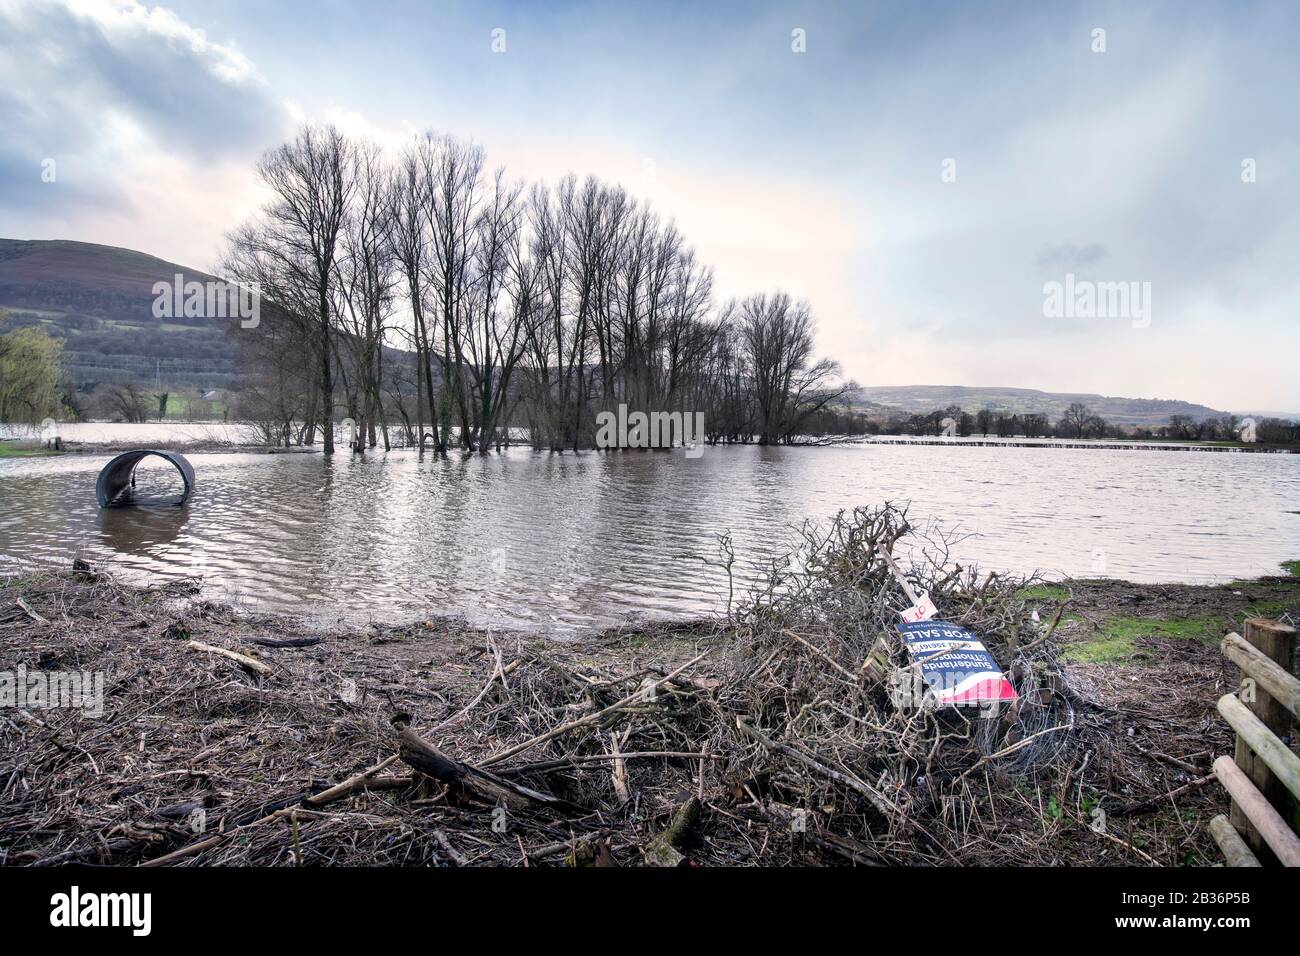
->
<box><xmin>851</xmin><ymin>400</ymin><xmax>1299</xmax><ymax>445</ymax></box>
<box><xmin>1155</xmin><ymin>413</ymin><xmax>1299</xmax><ymax>444</ymax></box>
<box><xmin>54</xmin><ymin>383</ymin><xmax>227</xmax><ymax>425</ymax></box>
<box><xmin>223</xmin><ymin>125</ymin><xmax>850</xmax><ymax>453</ymax></box>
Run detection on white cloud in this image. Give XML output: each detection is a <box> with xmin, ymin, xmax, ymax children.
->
<box><xmin>57</xmin><ymin>0</ymin><xmax>260</xmax><ymax>84</ymax></box>
<box><xmin>0</xmin><ymin>0</ymin><xmax>289</xmax><ymax>241</ymax></box>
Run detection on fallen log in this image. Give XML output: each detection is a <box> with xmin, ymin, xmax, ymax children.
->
<box><xmin>250</xmin><ymin>636</ymin><xmax>323</xmax><ymax>649</ymax></box>
<box><xmin>643</xmin><ymin>797</ymin><xmax>701</xmax><ymax>866</ymax></box>
<box><xmin>186</xmin><ymin>640</ymin><xmax>273</xmax><ymax>677</ymax></box>
<box><xmin>391</xmin><ymin>713</ymin><xmax>567</xmax><ymax>810</ymax></box>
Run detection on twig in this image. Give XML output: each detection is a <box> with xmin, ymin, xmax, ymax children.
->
<box><xmin>609</xmin><ymin>728</ymin><xmax>631</xmax><ymax>807</ymax></box>
<box><xmin>429</xmin><ymin>649</ymin><xmax>520</xmax><ymax>733</ymax></box>
<box><xmin>305</xmin><ymin>754</ymin><xmax>399</xmax><ymax>806</ymax></box>
<box><xmin>1113</xmin><ymin>773</ymin><xmax>1215</xmax><ymax>817</ymax></box>
<box><xmin>480</xmin><ymin>649</ymin><xmax>712</xmax><ymax>767</ymax></box>
<box><xmin>433</xmin><ymin>829</ymin><xmax>469</xmax><ymax>866</ymax></box>
<box><xmin>783</xmin><ymin>629</ymin><xmax>858</xmax><ymax>681</ymax></box>
<box><xmin>955</xmin><ymin>726</ymin><xmax>1068</xmax><ymax>782</ymax></box>
<box><xmin>735</xmin><ymin>718</ymin><xmax>901</xmax><ymax>822</ymax></box>
<box><xmin>497</xmin><ymin>751</ymin><xmax>720</xmax><ymax>775</ymax></box>
<box><xmin>15</xmin><ymin>598</ymin><xmax>49</xmax><ymax>626</ymax></box>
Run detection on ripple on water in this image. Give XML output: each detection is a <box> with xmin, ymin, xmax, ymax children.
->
<box><xmin>1</xmin><ymin>444</ymin><xmax>1297</xmax><ymax>630</ymax></box>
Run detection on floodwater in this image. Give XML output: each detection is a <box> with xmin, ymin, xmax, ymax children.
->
<box><xmin>0</xmin><ymin>420</ymin><xmax>249</xmax><ymax>446</ymax></box>
<box><xmin>1</xmin><ymin>438</ymin><xmax>1297</xmax><ymax>630</ymax></box>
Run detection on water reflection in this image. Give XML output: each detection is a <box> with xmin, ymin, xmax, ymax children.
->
<box><xmin>1</xmin><ymin>444</ymin><xmax>1297</xmax><ymax>631</ymax></box>
<box><xmin>96</xmin><ymin>503</ymin><xmax>189</xmax><ymax>557</ymax></box>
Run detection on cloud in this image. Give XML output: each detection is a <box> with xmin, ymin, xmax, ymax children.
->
<box><xmin>0</xmin><ymin>0</ymin><xmax>288</xmax><ymax>227</ymax></box>
<box><xmin>1036</xmin><ymin>243</ymin><xmax>1108</xmax><ymax>273</ymax></box>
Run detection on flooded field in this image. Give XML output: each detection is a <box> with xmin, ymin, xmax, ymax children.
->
<box><xmin>1</xmin><ymin>441</ymin><xmax>1297</xmax><ymax>630</ymax></box>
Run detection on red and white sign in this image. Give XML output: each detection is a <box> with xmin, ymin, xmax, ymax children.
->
<box><xmin>900</xmin><ymin>592</ymin><xmax>938</xmax><ymax>624</ymax></box>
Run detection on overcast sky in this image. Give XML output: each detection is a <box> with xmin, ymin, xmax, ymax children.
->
<box><xmin>2</xmin><ymin>0</ymin><xmax>1297</xmax><ymax>413</ymax></box>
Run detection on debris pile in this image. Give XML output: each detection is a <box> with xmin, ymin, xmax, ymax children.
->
<box><xmin>0</xmin><ymin>505</ymin><xmax>1227</xmax><ymax>865</ymax></box>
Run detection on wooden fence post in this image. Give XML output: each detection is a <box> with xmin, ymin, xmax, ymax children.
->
<box><xmin>1230</xmin><ymin>618</ymin><xmax>1297</xmax><ymax>862</ymax></box>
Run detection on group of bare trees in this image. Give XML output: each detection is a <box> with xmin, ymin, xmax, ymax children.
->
<box><xmin>223</xmin><ymin>124</ymin><xmax>847</xmax><ymax>453</ymax></box>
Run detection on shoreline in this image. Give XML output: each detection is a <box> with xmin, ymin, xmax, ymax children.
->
<box><xmin>844</xmin><ymin>436</ymin><xmax>1299</xmax><ymax>453</ymax></box>
<box><xmin>2</xmin><ymin>560</ymin><xmax>1295</xmax><ymax>867</ymax></box>
<box><xmin>4</xmin><ymin>428</ymin><xmax>1297</xmax><ymax>457</ymax></box>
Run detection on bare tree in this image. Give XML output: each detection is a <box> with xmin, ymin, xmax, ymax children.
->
<box><xmin>233</xmin><ymin>125</ymin><xmax>356</xmax><ymax>454</ymax></box>
<box><xmin>1060</xmin><ymin>401</ymin><xmax>1090</xmax><ymax>438</ymax></box>
<box><xmin>424</xmin><ymin>134</ymin><xmax>485</xmax><ymax>449</ymax></box>
<box><xmin>389</xmin><ymin>135</ymin><xmax>442</xmax><ymax>452</ymax></box>
<box><xmin>736</xmin><ymin>292</ymin><xmax>846</xmax><ymax>444</ymax></box>
<box><xmin>458</xmin><ymin>168</ymin><xmax>531</xmax><ymax>450</ymax></box>
<box><xmin>93</xmin><ymin>383</ymin><xmax>151</xmax><ymax>423</ymax></box>
<box><xmin>1022</xmin><ymin>413</ymin><xmax>1049</xmax><ymax>438</ymax></box>
<box><xmin>335</xmin><ymin>141</ymin><xmax>398</xmax><ymax>452</ymax></box>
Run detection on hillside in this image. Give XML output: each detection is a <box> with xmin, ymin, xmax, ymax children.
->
<box><xmin>0</xmin><ymin>239</ymin><xmax>240</xmax><ymax>390</ymax></box>
<box><xmin>849</xmin><ymin>384</ymin><xmax>1230</xmax><ymax>427</ymax></box>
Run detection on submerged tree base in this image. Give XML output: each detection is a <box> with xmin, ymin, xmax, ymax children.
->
<box><xmin>1</xmin><ymin>530</ymin><xmax>1295</xmax><ymax>866</ymax></box>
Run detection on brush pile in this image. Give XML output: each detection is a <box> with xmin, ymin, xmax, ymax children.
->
<box><xmin>1</xmin><ymin>504</ymin><xmax>1201</xmax><ymax>867</ymax></box>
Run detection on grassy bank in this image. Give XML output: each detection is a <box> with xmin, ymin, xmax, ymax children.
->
<box><xmin>0</xmin><ymin>441</ymin><xmax>64</xmax><ymax>458</ymax></box>
<box><xmin>1035</xmin><ymin>564</ymin><xmax>1300</xmax><ymax>665</ymax></box>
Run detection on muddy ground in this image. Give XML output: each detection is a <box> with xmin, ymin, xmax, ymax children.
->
<box><xmin>1</xmin><ymin>564</ymin><xmax>1296</xmax><ymax>867</ymax></box>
